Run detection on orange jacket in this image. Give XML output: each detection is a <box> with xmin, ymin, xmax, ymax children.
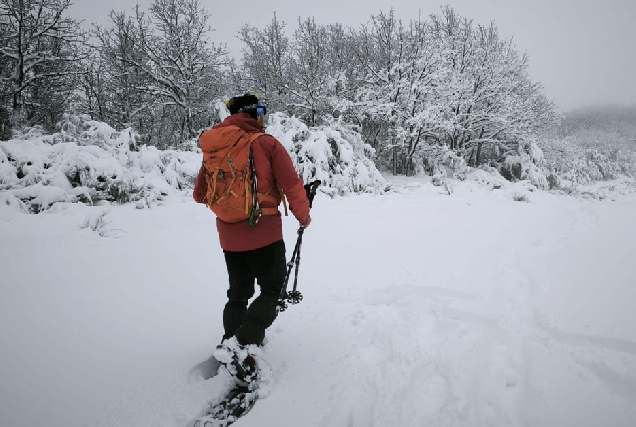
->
<box><xmin>193</xmin><ymin>113</ymin><xmax>310</xmax><ymax>251</ymax></box>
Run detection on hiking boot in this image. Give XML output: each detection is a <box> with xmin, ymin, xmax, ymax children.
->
<box><xmin>213</xmin><ymin>337</ymin><xmax>258</xmax><ymax>384</ymax></box>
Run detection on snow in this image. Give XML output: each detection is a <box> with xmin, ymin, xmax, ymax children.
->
<box><xmin>1</xmin><ymin>176</ymin><xmax>636</xmax><ymax>427</ymax></box>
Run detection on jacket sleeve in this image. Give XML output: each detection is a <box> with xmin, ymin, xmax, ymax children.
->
<box><xmin>193</xmin><ymin>166</ymin><xmax>208</xmax><ymax>204</ymax></box>
<box><xmin>269</xmin><ymin>138</ymin><xmax>310</xmax><ymax>224</ymax></box>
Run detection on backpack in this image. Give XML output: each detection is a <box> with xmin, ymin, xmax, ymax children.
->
<box><xmin>199</xmin><ymin>125</ymin><xmax>286</xmax><ymax>224</ymax></box>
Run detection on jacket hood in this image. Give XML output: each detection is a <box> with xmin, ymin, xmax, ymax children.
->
<box><xmin>215</xmin><ymin>113</ymin><xmax>263</xmax><ymax>133</ymax></box>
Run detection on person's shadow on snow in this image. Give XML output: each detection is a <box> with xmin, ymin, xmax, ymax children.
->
<box><xmin>188</xmin><ymin>355</ymin><xmax>221</xmax><ymax>380</ymax></box>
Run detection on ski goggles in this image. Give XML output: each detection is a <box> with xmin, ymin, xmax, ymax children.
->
<box><xmin>257</xmin><ymin>104</ymin><xmax>267</xmax><ymax>116</ymax></box>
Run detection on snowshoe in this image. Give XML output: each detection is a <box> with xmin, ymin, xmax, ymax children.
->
<box><xmin>212</xmin><ymin>338</ymin><xmax>258</xmax><ymax>384</ymax></box>
<box><xmin>193</xmin><ymin>338</ymin><xmax>261</xmax><ymax>427</ymax></box>
<box><xmin>193</xmin><ymin>378</ymin><xmax>259</xmax><ymax>427</ymax></box>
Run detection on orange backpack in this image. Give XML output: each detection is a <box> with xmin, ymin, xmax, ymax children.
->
<box><xmin>199</xmin><ymin>125</ymin><xmax>286</xmax><ymax>224</ymax></box>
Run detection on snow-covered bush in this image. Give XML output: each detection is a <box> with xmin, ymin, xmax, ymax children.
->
<box><xmin>541</xmin><ymin>136</ymin><xmax>635</xmax><ymax>188</ymax></box>
<box><xmin>463</xmin><ymin>165</ymin><xmax>508</xmax><ymax>189</ymax></box>
<box><xmin>498</xmin><ymin>139</ymin><xmax>549</xmax><ymax>190</ymax></box>
<box><xmin>266</xmin><ymin>112</ymin><xmax>387</xmax><ymax>196</ymax></box>
<box><xmin>544</xmin><ymin>106</ymin><xmax>636</xmax><ymax>187</ymax></box>
<box><xmin>0</xmin><ymin>110</ymin><xmax>388</xmax><ymax>213</ymax></box>
<box><xmin>79</xmin><ymin>209</ymin><xmax>125</xmax><ymax>238</ymax></box>
<box><xmin>0</xmin><ymin>118</ymin><xmax>201</xmax><ymax>213</ymax></box>
<box><xmin>615</xmin><ymin>149</ymin><xmax>636</xmax><ymax>176</ymax></box>
<box><xmin>423</xmin><ymin>146</ymin><xmax>469</xmax><ymax>186</ymax></box>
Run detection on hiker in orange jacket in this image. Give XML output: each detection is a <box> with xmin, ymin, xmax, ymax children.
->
<box><xmin>193</xmin><ymin>93</ymin><xmax>311</xmax><ymax>347</ymax></box>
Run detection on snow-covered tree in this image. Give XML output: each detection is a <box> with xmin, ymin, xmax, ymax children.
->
<box><xmin>0</xmin><ymin>0</ymin><xmax>86</xmax><ymax>129</ymax></box>
<box><xmin>135</xmin><ymin>0</ymin><xmax>230</xmax><ymax>145</ymax></box>
<box><xmin>239</xmin><ymin>16</ymin><xmax>359</xmax><ymax>127</ymax></box>
<box><xmin>353</xmin><ymin>10</ymin><xmax>450</xmax><ymax>175</ymax></box>
<box><xmin>285</xmin><ymin>17</ymin><xmax>333</xmax><ymax>126</ymax></box>
<box><xmin>89</xmin><ymin>0</ymin><xmax>231</xmax><ymax>147</ymax></box>
<box><xmin>91</xmin><ymin>10</ymin><xmax>154</xmax><ymax>137</ymax></box>
<box><xmin>153</xmin><ymin>0</ymin><xmax>227</xmax><ymax>144</ymax></box>
<box><xmin>237</xmin><ymin>13</ymin><xmax>290</xmax><ymax>110</ymax></box>
<box><xmin>347</xmin><ymin>7</ymin><xmax>558</xmax><ymax>175</ymax></box>
<box><xmin>428</xmin><ymin>9</ymin><xmax>558</xmax><ymax>166</ymax></box>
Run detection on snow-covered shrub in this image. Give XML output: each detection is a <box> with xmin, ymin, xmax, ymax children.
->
<box><xmin>499</xmin><ymin>139</ymin><xmax>549</xmax><ymax>189</ymax></box>
<box><xmin>464</xmin><ymin>164</ymin><xmax>508</xmax><ymax>189</ymax></box>
<box><xmin>615</xmin><ymin>149</ymin><xmax>636</xmax><ymax>176</ymax></box>
<box><xmin>585</xmin><ymin>149</ymin><xmax>621</xmax><ymax>180</ymax></box>
<box><xmin>10</xmin><ymin>125</ymin><xmax>48</xmax><ymax>141</ymax></box>
<box><xmin>513</xmin><ymin>193</ymin><xmax>530</xmax><ymax>202</ymax></box>
<box><xmin>1</xmin><ymin>109</ymin><xmax>387</xmax><ymax>213</ymax></box>
<box><xmin>0</xmin><ymin>191</ymin><xmax>28</xmax><ymax>213</ymax></box>
<box><xmin>266</xmin><ymin>112</ymin><xmax>387</xmax><ymax>196</ymax></box>
<box><xmin>80</xmin><ymin>209</ymin><xmax>125</xmax><ymax>238</ymax></box>
<box><xmin>0</xmin><ymin>146</ymin><xmax>18</xmax><ymax>185</ymax></box>
<box><xmin>0</xmin><ymin>118</ymin><xmax>201</xmax><ymax>213</ymax></box>
<box><xmin>541</xmin><ymin>136</ymin><xmax>635</xmax><ymax>188</ymax></box>
<box><xmin>422</xmin><ymin>145</ymin><xmax>469</xmax><ymax>187</ymax></box>
<box><xmin>56</xmin><ymin>111</ymin><xmax>84</xmax><ymax>142</ymax></box>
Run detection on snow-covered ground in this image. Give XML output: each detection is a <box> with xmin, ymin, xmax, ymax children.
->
<box><xmin>1</xmin><ymin>177</ymin><xmax>636</xmax><ymax>427</ymax></box>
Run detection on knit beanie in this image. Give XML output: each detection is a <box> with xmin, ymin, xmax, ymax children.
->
<box><xmin>227</xmin><ymin>93</ymin><xmax>261</xmax><ymax>119</ymax></box>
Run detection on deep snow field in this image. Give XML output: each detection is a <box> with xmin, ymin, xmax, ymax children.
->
<box><xmin>1</xmin><ymin>177</ymin><xmax>636</xmax><ymax>427</ymax></box>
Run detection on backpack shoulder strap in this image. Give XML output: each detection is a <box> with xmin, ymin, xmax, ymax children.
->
<box><xmin>244</xmin><ymin>131</ymin><xmax>265</xmax><ymax>144</ymax></box>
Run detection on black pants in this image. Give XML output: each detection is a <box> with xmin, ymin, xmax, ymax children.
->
<box><xmin>222</xmin><ymin>240</ymin><xmax>287</xmax><ymax>346</ymax></box>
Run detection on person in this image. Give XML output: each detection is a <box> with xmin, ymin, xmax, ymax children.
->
<box><xmin>193</xmin><ymin>94</ymin><xmax>311</xmax><ymax>367</ymax></box>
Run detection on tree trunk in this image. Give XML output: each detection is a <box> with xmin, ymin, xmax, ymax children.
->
<box><xmin>392</xmin><ymin>147</ymin><xmax>397</xmax><ymax>175</ymax></box>
<box><xmin>476</xmin><ymin>141</ymin><xmax>483</xmax><ymax>166</ymax></box>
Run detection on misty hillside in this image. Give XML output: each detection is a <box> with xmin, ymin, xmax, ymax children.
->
<box><xmin>559</xmin><ymin>105</ymin><xmax>636</xmax><ymax>144</ymax></box>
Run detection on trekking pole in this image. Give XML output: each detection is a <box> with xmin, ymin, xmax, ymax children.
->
<box><xmin>277</xmin><ymin>180</ymin><xmax>321</xmax><ymax>312</ymax></box>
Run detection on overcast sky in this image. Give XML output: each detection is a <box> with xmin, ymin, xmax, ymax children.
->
<box><xmin>69</xmin><ymin>0</ymin><xmax>636</xmax><ymax>112</ymax></box>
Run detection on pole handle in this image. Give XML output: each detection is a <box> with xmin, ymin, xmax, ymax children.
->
<box><xmin>304</xmin><ymin>180</ymin><xmax>321</xmax><ymax>208</ymax></box>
